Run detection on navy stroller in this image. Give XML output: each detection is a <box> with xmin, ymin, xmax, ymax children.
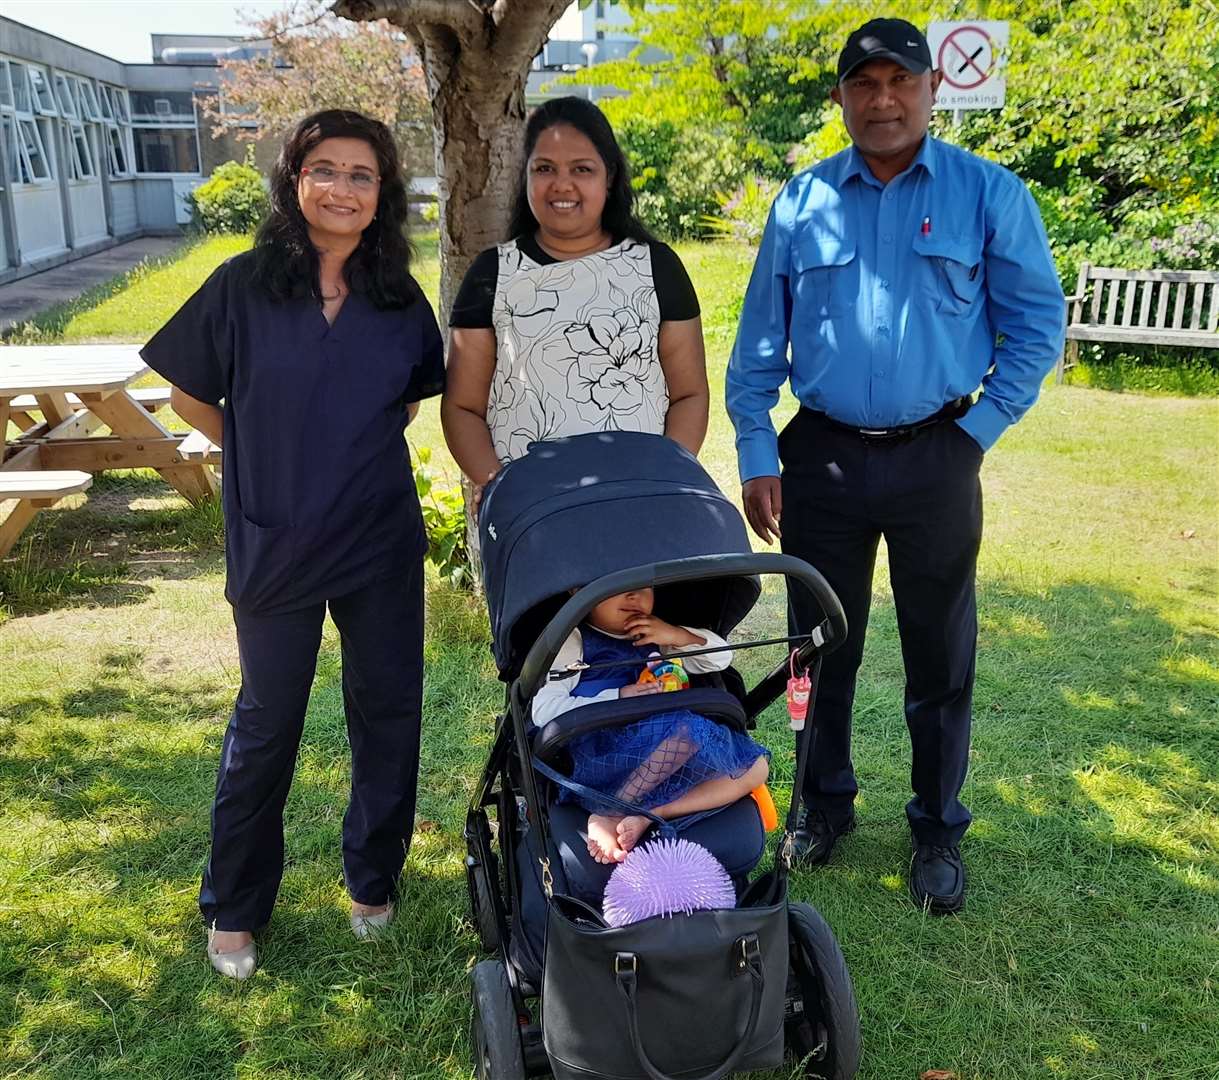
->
<box><xmin>465</xmin><ymin>432</ymin><xmax>861</xmax><ymax>1079</ymax></box>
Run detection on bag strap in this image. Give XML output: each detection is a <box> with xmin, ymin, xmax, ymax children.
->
<box><xmin>613</xmin><ymin>934</ymin><xmax>766</xmax><ymax>1080</ymax></box>
<box><xmin>777</xmin><ymin>654</ymin><xmax>824</xmax><ymax>875</ymax></box>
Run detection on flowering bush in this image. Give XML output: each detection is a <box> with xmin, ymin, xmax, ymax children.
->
<box><xmin>1150</xmin><ymin>221</ymin><xmax>1219</xmax><ymax>270</ymax></box>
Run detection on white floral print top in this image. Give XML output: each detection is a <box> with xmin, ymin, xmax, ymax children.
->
<box><xmin>485</xmin><ymin>238</ymin><xmax>671</xmax><ymax>464</ymax></box>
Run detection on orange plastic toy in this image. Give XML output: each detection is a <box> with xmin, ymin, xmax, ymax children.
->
<box><xmin>750</xmin><ymin>784</ymin><xmax>779</xmax><ymax>831</ymax></box>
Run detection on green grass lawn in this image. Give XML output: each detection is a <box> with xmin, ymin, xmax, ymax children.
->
<box><xmin>1</xmin><ymin>237</ymin><xmax>1217</xmax><ymax>1079</ymax></box>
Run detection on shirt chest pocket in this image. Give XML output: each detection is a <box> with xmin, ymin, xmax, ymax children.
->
<box><xmin>792</xmin><ymin>232</ymin><xmax>857</xmax><ymax>319</ymax></box>
<box><xmin>912</xmin><ymin>233</ymin><xmax>985</xmax><ymax>316</ymax></box>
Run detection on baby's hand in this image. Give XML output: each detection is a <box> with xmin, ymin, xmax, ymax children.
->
<box><xmin>620</xmin><ymin>683</ymin><xmax>661</xmax><ymax>699</ymax></box>
<box><xmin>624</xmin><ymin>615</ymin><xmax>702</xmax><ymax>649</ymax></box>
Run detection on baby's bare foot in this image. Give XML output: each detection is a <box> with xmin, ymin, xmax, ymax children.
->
<box><xmin>587</xmin><ymin>813</ymin><xmax>626</xmax><ymax>864</ymax></box>
<box><xmin>616</xmin><ymin>815</ymin><xmax>652</xmax><ymax>854</ymax></box>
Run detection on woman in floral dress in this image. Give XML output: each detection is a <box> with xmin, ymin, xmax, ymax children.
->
<box><xmin>442</xmin><ymin>96</ymin><xmax>708</xmax><ymax>495</ymax></box>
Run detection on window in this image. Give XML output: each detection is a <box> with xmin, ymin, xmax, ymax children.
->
<box><xmin>17</xmin><ymin>117</ymin><xmax>52</xmax><ymax>181</ymax></box>
<box><xmin>11</xmin><ymin>63</ymin><xmax>32</xmax><ymax>113</ymax></box>
<box><xmin>130</xmin><ymin>91</ymin><xmax>194</xmax><ymax>123</ymax></box>
<box><xmin>54</xmin><ymin>73</ymin><xmax>77</xmax><ymax>117</ymax></box>
<box><xmin>106</xmin><ymin>125</ymin><xmax>130</xmax><ymax>175</ymax></box>
<box><xmin>2</xmin><ymin>115</ymin><xmax>19</xmax><ymax>183</ymax></box>
<box><xmin>133</xmin><ymin>127</ymin><xmax>199</xmax><ymax>173</ymax></box>
<box><xmin>76</xmin><ymin>79</ymin><xmax>101</xmax><ymax>121</ymax></box>
<box><xmin>99</xmin><ymin>85</ymin><xmax>133</xmax><ymax>178</ymax></box>
<box><xmin>27</xmin><ymin>65</ymin><xmax>57</xmax><ymax>116</ymax></box>
<box><xmin>0</xmin><ymin>60</ymin><xmax>13</xmax><ymax>109</ymax></box>
<box><xmin>66</xmin><ymin>122</ymin><xmax>95</xmax><ymax>179</ymax></box>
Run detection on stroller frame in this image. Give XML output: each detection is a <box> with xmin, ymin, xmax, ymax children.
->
<box><xmin>466</xmin><ymin>551</ymin><xmax>862</xmax><ymax>1080</ymax></box>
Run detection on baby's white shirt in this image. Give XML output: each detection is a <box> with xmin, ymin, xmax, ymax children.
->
<box><xmin>531</xmin><ymin>625</ymin><xmax>732</xmax><ymax>728</ymax></box>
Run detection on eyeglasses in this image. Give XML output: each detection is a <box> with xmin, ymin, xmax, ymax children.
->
<box><xmin>300</xmin><ymin>165</ymin><xmax>380</xmax><ymax>191</ymax></box>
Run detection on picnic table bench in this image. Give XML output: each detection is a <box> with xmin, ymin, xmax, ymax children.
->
<box><xmin>1056</xmin><ymin>264</ymin><xmax>1219</xmax><ymax>382</ymax></box>
<box><xmin>1</xmin><ymin>345</ymin><xmax>220</xmax><ymax>557</ymax></box>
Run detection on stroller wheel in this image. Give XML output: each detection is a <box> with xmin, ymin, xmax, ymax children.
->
<box><xmin>466</xmin><ymin>811</ymin><xmax>502</xmax><ymax>952</ymax></box>
<box><xmin>785</xmin><ymin>901</ymin><xmax>861</xmax><ymax>1079</ymax></box>
<box><xmin>470</xmin><ymin>959</ymin><xmax>527</xmax><ymax>1080</ymax></box>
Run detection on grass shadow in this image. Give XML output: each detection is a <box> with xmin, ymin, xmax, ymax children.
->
<box><xmin>1</xmin><ymin>474</ymin><xmax>224</xmax><ymax>621</ymax></box>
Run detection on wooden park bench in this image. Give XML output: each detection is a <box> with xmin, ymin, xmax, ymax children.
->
<box><xmin>0</xmin><ymin>470</ymin><xmax>93</xmax><ymax>557</ymax></box>
<box><xmin>1056</xmin><ymin>264</ymin><xmax>1219</xmax><ymax>383</ymax></box>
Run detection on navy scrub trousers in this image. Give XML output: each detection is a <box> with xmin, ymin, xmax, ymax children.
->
<box><xmin>201</xmin><ymin>564</ymin><xmax>424</xmax><ymax>931</ymax></box>
<box><xmin>779</xmin><ymin>407</ymin><xmax>983</xmax><ymax>846</ymax></box>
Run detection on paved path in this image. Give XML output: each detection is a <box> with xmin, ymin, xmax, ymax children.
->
<box><xmin>0</xmin><ymin>237</ymin><xmax>184</xmax><ymax>334</ymax></box>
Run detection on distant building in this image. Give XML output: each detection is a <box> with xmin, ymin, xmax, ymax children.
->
<box><xmin>528</xmin><ymin>0</ymin><xmax>645</xmax><ymax>104</ymax></box>
<box><xmin>0</xmin><ymin>17</ymin><xmax>284</xmax><ymax>284</ymax></box>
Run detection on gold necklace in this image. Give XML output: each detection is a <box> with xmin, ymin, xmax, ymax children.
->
<box><xmin>535</xmin><ymin>230</ymin><xmax>612</xmax><ymax>261</ymax></box>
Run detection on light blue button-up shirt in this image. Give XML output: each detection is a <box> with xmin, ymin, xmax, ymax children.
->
<box><xmin>726</xmin><ymin>136</ymin><xmax>1065</xmax><ymax>481</ymax></box>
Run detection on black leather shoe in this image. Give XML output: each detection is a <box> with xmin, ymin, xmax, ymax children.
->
<box><xmin>909</xmin><ymin>839</ymin><xmax>966</xmax><ymax>914</ymax></box>
<box><xmin>792</xmin><ymin>807</ymin><xmax>856</xmax><ymax>867</ymax></box>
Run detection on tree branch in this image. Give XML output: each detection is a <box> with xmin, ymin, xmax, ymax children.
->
<box><xmin>331</xmin><ymin>0</ymin><xmax>483</xmax><ymax>36</ymax></box>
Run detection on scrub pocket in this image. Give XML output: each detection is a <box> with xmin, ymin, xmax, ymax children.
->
<box><xmin>225</xmin><ymin>511</ymin><xmax>295</xmax><ymax>612</ymax></box>
<box><xmin>913</xmin><ymin>233</ymin><xmax>984</xmax><ymax>316</ymax></box>
<box><xmin>792</xmin><ymin>231</ymin><xmax>857</xmax><ymax>319</ymax></box>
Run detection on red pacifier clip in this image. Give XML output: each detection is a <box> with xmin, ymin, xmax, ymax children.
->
<box><xmin>786</xmin><ymin>648</ymin><xmax>812</xmax><ymax>730</ymax></box>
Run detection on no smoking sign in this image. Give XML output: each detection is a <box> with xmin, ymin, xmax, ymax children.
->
<box><xmin>927</xmin><ymin>20</ymin><xmax>1008</xmax><ymax>111</ymax></box>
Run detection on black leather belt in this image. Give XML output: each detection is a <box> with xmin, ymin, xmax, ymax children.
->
<box><xmin>805</xmin><ymin>396</ymin><xmax>973</xmax><ymax>442</ymax></box>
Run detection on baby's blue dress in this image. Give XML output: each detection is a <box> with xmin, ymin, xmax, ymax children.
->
<box><xmin>559</xmin><ymin>626</ymin><xmax>768</xmax><ymax>814</ymax></box>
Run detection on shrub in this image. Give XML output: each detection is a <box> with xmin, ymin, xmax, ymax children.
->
<box><xmin>701</xmin><ymin>176</ymin><xmax>782</xmax><ymax>245</ymax></box>
<box><xmin>413</xmin><ymin>446</ymin><xmax>473</xmax><ymax>589</ymax></box>
<box><xmin>618</xmin><ymin>119</ymin><xmax>747</xmax><ymax>239</ymax></box>
<box><xmin>189</xmin><ymin>149</ymin><xmax>269</xmax><ymax>234</ymax></box>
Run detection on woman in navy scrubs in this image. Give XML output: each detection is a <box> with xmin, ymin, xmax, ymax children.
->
<box><xmin>141</xmin><ymin>110</ymin><xmax>444</xmax><ymax>979</ymax></box>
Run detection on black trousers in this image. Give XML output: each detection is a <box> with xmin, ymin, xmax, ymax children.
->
<box><xmin>779</xmin><ymin>408</ymin><xmax>983</xmax><ymax>846</ymax></box>
<box><xmin>200</xmin><ymin>563</ymin><xmax>425</xmax><ymax>930</ymax></box>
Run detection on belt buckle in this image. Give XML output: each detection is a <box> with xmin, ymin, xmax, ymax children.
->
<box><xmin>857</xmin><ymin>426</ymin><xmax>896</xmax><ymax>441</ymax></box>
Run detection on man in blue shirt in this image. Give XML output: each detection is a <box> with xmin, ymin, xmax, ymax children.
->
<box><xmin>726</xmin><ymin>18</ymin><xmax>1064</xmax><ymax>913</ymax></box>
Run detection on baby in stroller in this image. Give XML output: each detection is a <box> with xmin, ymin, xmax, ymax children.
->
<box><xmin>533</xmin><ymin>585</ymin><xmax>770</xmax><ymax>865</ymax></box>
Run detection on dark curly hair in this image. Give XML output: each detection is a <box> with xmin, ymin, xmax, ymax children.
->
<box><xmin>507</xmin><ymin>96</ymin><xmax>654</xmax><ymax>245</ymax></box>
<box><xmin>251</xmin><ymin>109</ymin><xmax>418</xmax><ymax>309</ymax></box>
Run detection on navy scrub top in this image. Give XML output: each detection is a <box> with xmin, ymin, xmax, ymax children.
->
<box><xmin>141</xmin><ymin>251</ymin><xmax>446</xmax><ymax>615</ymax></box>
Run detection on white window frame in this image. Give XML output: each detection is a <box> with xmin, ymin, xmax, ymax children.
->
<box><xmin>16</xmin><ymin>116</ymin><xmax>54</xmax><ymax>183</ymax></box>
<box><xmin>76</xmin><ymin>79</ymin><xmax>102</xmax><ymax>122</ymax></box>
<box><xmin>1</xmin><ymin>114</ymin><xmax>20</xmax><ymax>185</ymax></box>
<box><xmin>99</xmin><ymin>85</ymin><xmax>134</xmax><ymax>179</ymax></box>
<box><xmin>131</xmin><ymin>125</ymin><xmax>202</xmax><ymax>176</ymax></box>
<box><xmin>0</xmin><ymin>59</ymin><xmax>13</xmax><ymax>110</ymax></box>
<box><xmin>105</xmin><ymin>123</ymin><xmax>131</xmax><ymax>177</ymax></box>
<box><xmin>65</xmin><ymin>120</ymin><xmax>96</xmax><ymax>180</ymax></box>
<box><xmin>54</xmin><ymin>73</ymin><xmax>77</xmax><ymax>118</ymax></box>
<box><xmin>27</xmin><ymin>65</ymin><xmax>58</xmax><ymax>117</ymax></box>
<box><xmin>131</xmin><ymin>89</ymin><xmax>201</xmax><ymax>176</ymax></box>
<box><xmin>10</xmin><ymin>62</ymin><xmax>32</xmax><ymax>114</ymax></box>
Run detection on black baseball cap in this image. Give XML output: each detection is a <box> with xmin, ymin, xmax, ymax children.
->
<box><xmin>837</xmin><ymin>18</ymin><xmax>932</xmax><ymax>81</ymax></box>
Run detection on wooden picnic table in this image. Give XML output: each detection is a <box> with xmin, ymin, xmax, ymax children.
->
<box><xmin>1</xmin><ymin>345</ymin><xmax>220</xmax><ymax>558</ymax></box>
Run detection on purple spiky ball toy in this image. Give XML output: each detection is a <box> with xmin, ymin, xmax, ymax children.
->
<box><xmin>602</xmin><ymin>836</ymin><xmax>737</xmax><ymax>927</ymax></box>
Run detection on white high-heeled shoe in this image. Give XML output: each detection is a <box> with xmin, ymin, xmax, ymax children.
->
<box><xmin>207</xmin><ymin>928</ymin><xmax>257</xmax><ymax>980</ymax></box>
<box><xmin>350</xmin><ymin>902</ymin><xmax>395</xmax><ymax>940</ymax></box>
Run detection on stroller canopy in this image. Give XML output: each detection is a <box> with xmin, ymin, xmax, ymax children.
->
<box><xmin>478</xmin><ymin>432</ymin><xmax>760</xmax><ymax>677</ymax></box>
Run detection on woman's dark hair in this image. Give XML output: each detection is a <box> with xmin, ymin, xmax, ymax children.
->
<box><xmin>507</xmin><ymin>96</ymin><xmax>654</xmax><ymax>245</ymax></box>
<box><xmin>252</xmin><ymin>109</ymin><xmax>417</xmax><ymax>309</ymax></box>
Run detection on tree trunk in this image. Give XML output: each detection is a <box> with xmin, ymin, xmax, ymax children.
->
<box><xmin>333</xmin><ymin>0</ymin><xmax>571</xmax><ymax>312</ymax></box>
<box><xmin>333</xmin><ymin>0</ymin><xmax>571</xmax><ymax>580</ymax></box>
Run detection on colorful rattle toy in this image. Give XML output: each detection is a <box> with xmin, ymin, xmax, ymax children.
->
<box><xmin>637</xmin><ymin>654</ymin><xmax>689</xmax><ymax>693</ymax></box>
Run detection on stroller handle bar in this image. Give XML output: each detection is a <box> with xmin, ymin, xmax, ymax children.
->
<box><xmin>516</xmin><ymin>552</ymin><xmax>847</xmax><ymax>702</ymax></box>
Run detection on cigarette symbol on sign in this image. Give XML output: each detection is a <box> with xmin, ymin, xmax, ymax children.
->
<box><xmin>937</xmin><ymin>25</ymin><xmax>997</xmax><ymax>91</ymax></box>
